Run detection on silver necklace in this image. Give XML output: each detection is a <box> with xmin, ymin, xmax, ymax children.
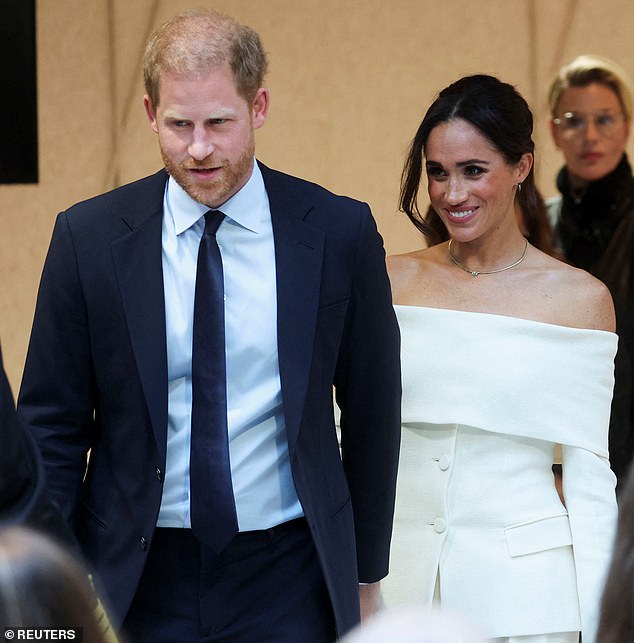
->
<box><xmin>448</xmin><ymin>238</ymin><xmax>529</xmax><ymax>277</ymax></box>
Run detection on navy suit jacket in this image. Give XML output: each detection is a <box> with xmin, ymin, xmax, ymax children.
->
<box><xmin>18</xmin><ymin>163</ymin><xmax>401</xmax><ymax>635</ymax></box>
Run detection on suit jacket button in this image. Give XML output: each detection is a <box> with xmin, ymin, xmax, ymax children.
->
<box><xmin>155</xmin><ymin>467</ymin><xmax>163</xmax><ymax>482</ymax></box>
<box><xmin>433</xmin><ymin>518</ymin><xmax>447</xmax><ymax>534</ymax></box>
<box><xmin>139</xmin><ymin>536</ymin><xmax>148</xmax><ymax>551</ymax></box>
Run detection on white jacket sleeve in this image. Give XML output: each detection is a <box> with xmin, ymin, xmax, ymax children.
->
<box><xmin>562</xmin><ymin>444</ymin><xmax>617</xmax><ymax>643</ymax></box>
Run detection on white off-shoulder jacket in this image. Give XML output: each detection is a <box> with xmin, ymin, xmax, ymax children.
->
<box><xmin>382</xmin><ymin>306</ymin><xmax>618</xmax><ymax>643</ymax></box>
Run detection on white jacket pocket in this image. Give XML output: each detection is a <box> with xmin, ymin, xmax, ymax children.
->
<box><xmin>504</xmin><ymin>513</ymin><xmax>572</xmax><ymax>557</ymax></box>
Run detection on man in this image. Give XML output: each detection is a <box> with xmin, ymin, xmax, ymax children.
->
<box><xmin>18</xmin><ymin>9</ymin><xmax>401</xmax><ymax>642</ymax></box>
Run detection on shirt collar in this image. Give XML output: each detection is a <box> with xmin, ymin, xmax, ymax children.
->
<box><xmin>166</xmin><ymin>159</ymin><xmax>267</xmax><ymax>235</ymax></box>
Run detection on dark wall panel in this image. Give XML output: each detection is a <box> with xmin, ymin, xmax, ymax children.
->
<box><xmin>0</xmin><ymin>0</ymin><xmax>37</xmax><ymax>184</ymax></box>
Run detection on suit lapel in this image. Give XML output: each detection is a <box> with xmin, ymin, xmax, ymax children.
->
<box><xmin>262</xmin><ymin>164</ymin><xmax>325</xmax><ymax>448</ymax></box>
<box><xmin>111</xmin><ymin>171</ymin><xmax>168</xmax><ymax>452</ymax></box>
<box><xmin>108</xmin><ymin>165</ymin><xmax>325</xmax><ymax>453</ymax></box>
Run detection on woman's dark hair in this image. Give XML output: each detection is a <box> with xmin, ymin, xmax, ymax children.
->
<box><xmin>399</xmin><ymin>74</ymin><xmax>540</xmax><ymax>238</ymax></box>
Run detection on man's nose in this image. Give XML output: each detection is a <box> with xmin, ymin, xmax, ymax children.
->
<box><xmin>188</xmin><ymin>129</ymin><xmax>215</xmax><ymax>161</ymax></box>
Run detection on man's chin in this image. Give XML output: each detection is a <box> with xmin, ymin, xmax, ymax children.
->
<box><xmin>171</xmin><ymin>175</ymin><xmax>226</xmax><ymax>208</ymax></box>
<box><xmin>166</xmin><ymin>160</ymin><xmax>249</xmax><ymax>208</ymax></box>
<box><xmin>187</xmin><ymin>188</ymin><xmax>224</xmax><ymax>208</ymax></box>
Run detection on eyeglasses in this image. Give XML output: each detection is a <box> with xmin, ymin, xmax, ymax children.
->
<box><xmin>552</xmin><ymin>111</ymin><xmax>625</xmax><ymax>139</ymax></box>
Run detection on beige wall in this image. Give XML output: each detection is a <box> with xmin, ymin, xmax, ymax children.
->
<box><xmin>2</xmin><ymin>0</ymin><xmax>634</xmax><ymax>388</ymax></box>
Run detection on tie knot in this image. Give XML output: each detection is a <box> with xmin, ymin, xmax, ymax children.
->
<box><xmin>203</xmin><ymin>210</ymin><xmax>225</xmax><ymax>235</ymax></box>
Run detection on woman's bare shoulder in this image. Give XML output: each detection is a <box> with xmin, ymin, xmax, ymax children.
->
<box><xmin>534</xmin><ymin>253</ymin><xmax>615</xmax><ymax>332</ymax></box>
<box><xmin>386</xmin><ymin>245</ymin><xmax>446</xmax><ymax>303</ymax></box>
<box><xmin>387</xmin><ymin>244</ymin><xmax>446</xmax><ymax>271</ymax></box>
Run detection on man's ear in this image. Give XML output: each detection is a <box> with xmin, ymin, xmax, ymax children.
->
<box><xmin>144</xmin><ymin>95</ymin><xmax>159</xmax><ymax>133</ymax></box>
<box><xmin>251</xmin><ymin>87</ymin><xmax>269</xmax><ymax>130</ymax></box>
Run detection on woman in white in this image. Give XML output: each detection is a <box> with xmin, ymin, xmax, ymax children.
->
<box><xmin>383</xmin><ymin>75</ymin><xmax>618</xmax><ymax>643</ymax></box>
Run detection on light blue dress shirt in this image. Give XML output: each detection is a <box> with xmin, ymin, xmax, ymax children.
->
<box><xmin>157</xmin><ymin>162</ymin><xmax>303</xmax><ymax>530</ymax></box>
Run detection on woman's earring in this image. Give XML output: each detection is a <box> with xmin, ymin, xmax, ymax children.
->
<box><xmin>517</xmin><ymin>182</ymin><xmax>523</xmax><ymax>192</ymax></box>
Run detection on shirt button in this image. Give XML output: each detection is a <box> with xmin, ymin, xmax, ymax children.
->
<box><xmin>438</xmin><ymin>455</ymin><xmax>451</xmax><ymax>471</ymax></box>
<box><xmin>155</xmin><ymin>467</ymin><xmax>163</xmax><ymax>482</ymax></box>
<box><xmin>139</xmin><ymin>536</ymin><xmax>148</xmax><ymax>551</ymax></box>
<box><xmin>433</xmin><ymin>518</ymin><xmax>447</xmax><ymax>534</ymax></box>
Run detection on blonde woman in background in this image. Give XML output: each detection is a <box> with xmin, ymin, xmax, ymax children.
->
<box><xmin>547</xmin><ymin>55</ymin><xmax>634</xmax><ymax>491</ymax></box>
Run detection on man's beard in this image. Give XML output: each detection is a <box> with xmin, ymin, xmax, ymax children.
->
<box><xmin>161</xmin><ymin>144</ymin><xmax>254</xmax><ymax>208</ymax></box>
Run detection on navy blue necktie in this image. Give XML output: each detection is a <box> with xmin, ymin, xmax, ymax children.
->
<box><xmin>190</xmin><ymin>210</ymin><xmax>238</xmax><ymax>552</ymax></box>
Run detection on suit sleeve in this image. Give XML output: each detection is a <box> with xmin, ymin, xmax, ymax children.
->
<box><xmin>334</xmin><ymin>205</ymin><xmax>401</xmax><ymax>583</ymax></box>
<box><xmin>18</xmin><ymin>213</ymin><xmax>96</xmax><ymax>527</ymax></box>
<box><xmin>0</xmin><ymin>345</ymin><xmax>75</xmax><ymax>546</ymax></box>
<box><xmin>562</xmin><ymin>443</ymin><xmax>618</xmax><ymax>643</ymax></box>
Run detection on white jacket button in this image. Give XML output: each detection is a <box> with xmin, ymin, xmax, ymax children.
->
<box><xmin>438</xmin><ymin>455</ymin><xmax>451</xmax><ymax>471</ymax></box>
<box><xmin>433</xmin><ymin>518</ymin><xmax>447</xmax><ymax>533</ymax></box>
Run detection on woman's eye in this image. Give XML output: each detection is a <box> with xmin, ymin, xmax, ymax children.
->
<box><xmin>464</xmin><ymin>165</ymin><xmax>484</xmax><ymax>177</ymax></box>
<box><xmin>596</xmin><ymin>115</ymin><xmax>615</xmax><ymax>127</ymax></box>
<box><xmin>426</xmin><ymin>166</ymin><xmax>446</xmax><ymax>178</ymax></box>
<box><xmin>566</xmin><ymin>115</ymin><xmax>585</xmax><ymax>129</ymax></box>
